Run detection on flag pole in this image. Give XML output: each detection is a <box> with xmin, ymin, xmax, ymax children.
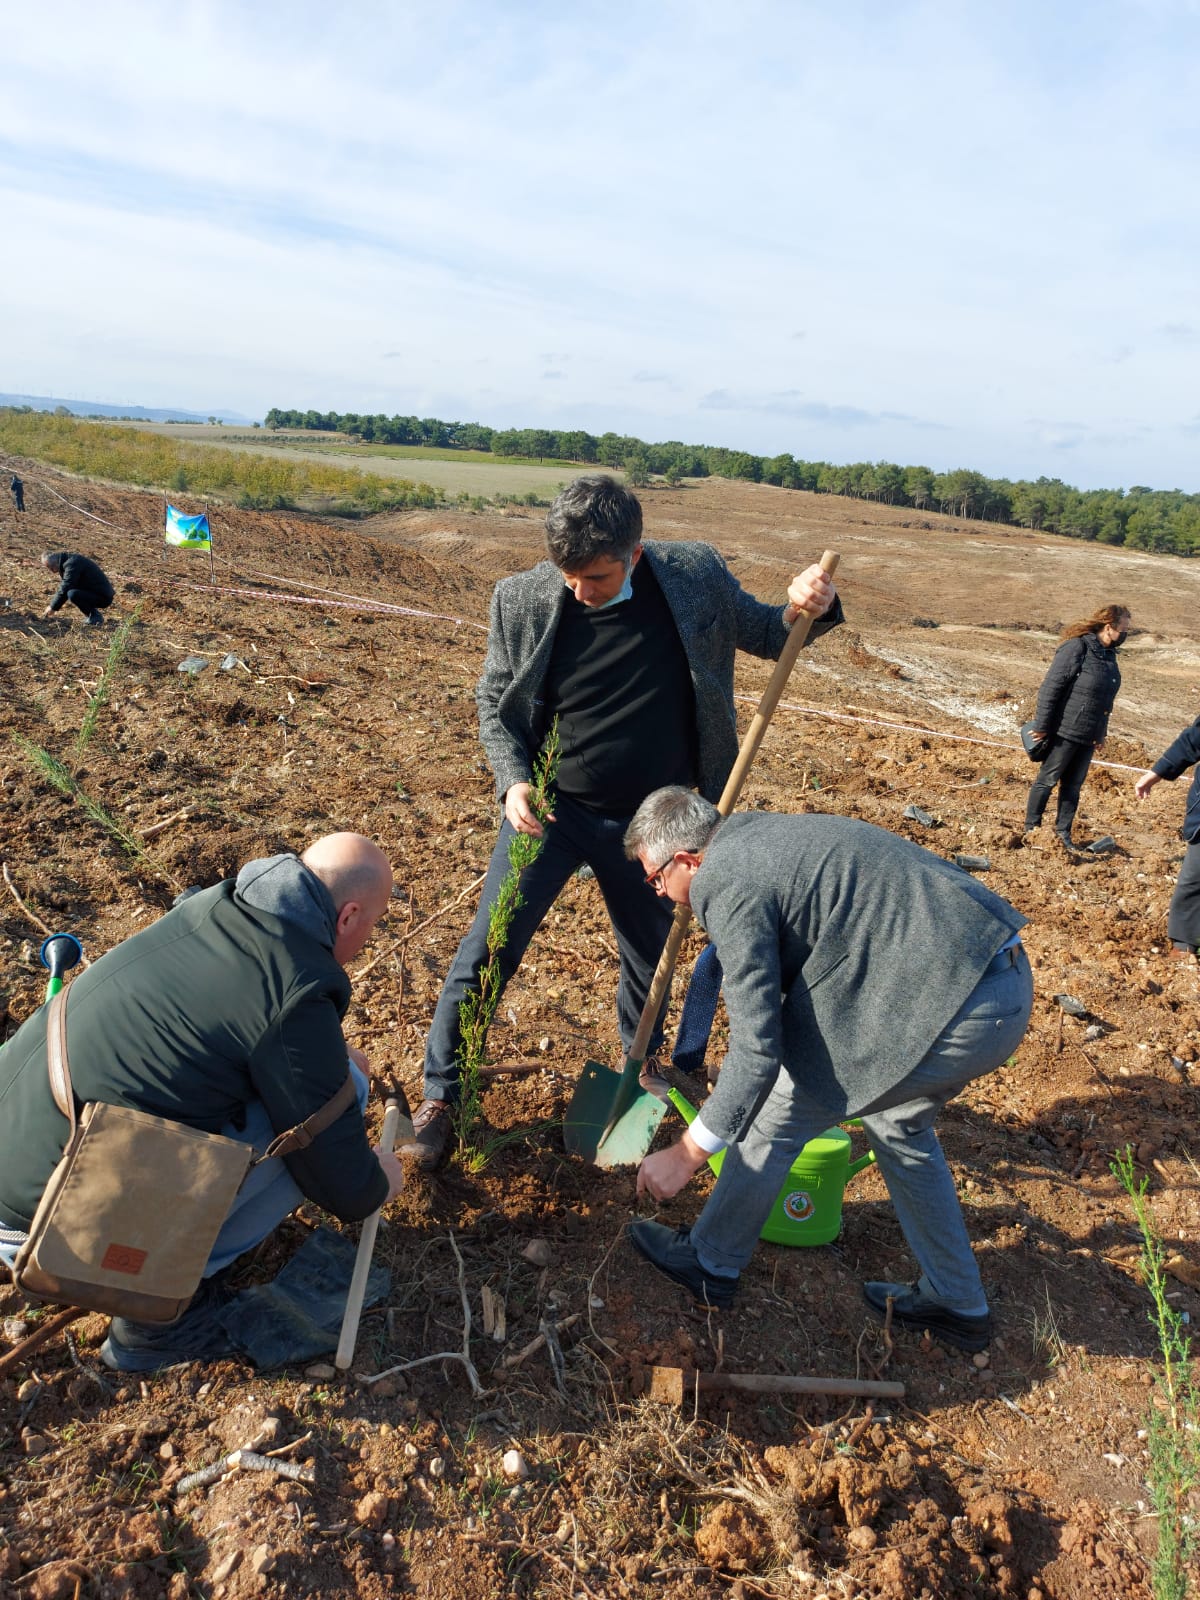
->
<box><xmin>206</xmin><ymin>500</ymin><xmax>215</xmax><ymax>584</ymax></box>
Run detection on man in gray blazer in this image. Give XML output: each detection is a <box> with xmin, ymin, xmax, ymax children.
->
<box><xmin>402</xmin><ymin>474</ymin><xmax>841</xmax><ymax>1167</ymax></box>
<box><xmin>624</xmin><ymin>789</ymin><xmax>1033</xmax><ymax>1352</ymax></box>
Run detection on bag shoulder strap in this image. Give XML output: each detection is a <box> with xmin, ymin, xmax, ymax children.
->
<box><xmin>261</xmin><ymin>1074</ymin><xmax>358</xmax><ymax>1161</ymax></box>
<box><xmin>45</xmin><ymin>987</ymin><xmax>77</xmax><ymax>1140</ymax></box>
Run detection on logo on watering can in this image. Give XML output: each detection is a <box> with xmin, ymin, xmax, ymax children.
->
<box><xmin>781</xmin><ymin>1190</ymin><xmax>816</xmax><ymax>1223</ymax></box>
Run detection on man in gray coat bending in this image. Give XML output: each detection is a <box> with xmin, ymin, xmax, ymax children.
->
<box><xmin>401</xmin><ymin>474</ymin><xmax>841</xmax><ymax>1167</ymax></box>
<box><xmin>624</xmin><ymin>789</ymin><xmax>1033</xmax><ymax>1352</ymax></box>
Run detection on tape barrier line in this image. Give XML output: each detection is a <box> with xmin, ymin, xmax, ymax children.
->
<box><xmin>737</xmin><ymin>694</ymin><xmax>1146</xmax><ymax>776</ymax></box>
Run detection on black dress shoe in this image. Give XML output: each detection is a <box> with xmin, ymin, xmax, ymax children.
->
<box><xmin>628</xmin><ymin>1221</ymin><xmax>738</xmax><ymax>1308</ymax></box>
<box><xmin>863</xmin><ymin>1281</ymin><xmax>991</xmax><ymax>1353</ymax></box>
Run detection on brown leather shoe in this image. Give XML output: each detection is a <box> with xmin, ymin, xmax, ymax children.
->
<box><xmin>397</xmin><ymin>1098</ymin><xmax>453</xmax><ymax>1170</ymax></box>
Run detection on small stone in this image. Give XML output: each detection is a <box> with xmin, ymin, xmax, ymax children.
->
<box><xmin>847</xmin><ymin>1525</ymin><xmax>878</xmax><ymax>1552</ymax></box>
<box><xmin>3</xmin><ymin>1318</ymin><xmax>29</xmax><ymax>1344</ymax></box>
<box><xmin>355</xmin><ymin>1491</ymin><xmax>390</xmax><ymax>1528</ymax></box>
<box><xmin>1085</xmin><ymin>1024</ymin><xmax>1104</xmax><ymax>1041</ymax></box>
<box><xmin>16</xmin><ymin>1379</ymin><xmax>42</xmax><ymax>1403</ymax></box>
<box><xmin>211</xmin><ymin>1552</ymin><xmax>241</xmax><ymax>1584</ymax></box>
<box><xmin>249</xmin><ymin>1543</ymin><xmax>274</xmax><ymax>1576</ymax></box>
<box><xmin>304</xmin><ymin>1363</ymin><xmax>336</xmax><ymax>1380</ymax></box>
<box><xmin>589</xmin><ymin>1295</ymin><xmax>605</xmax><ymax>1309</ymax></box>
<box><xmin>159</xmin><ymin>1441</ymin><xmax>175</xmax><ymax>1460</ymax></box>
<box><xmin>538</xmin><ymin>1036</ymin><xmax>551</xmax><ymax>1052</ymax></box>
<box><xmin>1053</xmin><ymin>994</ymin><xmax>1088</xmax><ymax>1017</ymax></box>
<box><xmin>428</xmin><ymin>1456</ymin><xmax>446</xmax><ymax>1478</ymax></box>
<box><xmin>521</xmin><ymin>1239</ymin><xmax>554</xmax><ymax>1268</ymax></box>
<box><xmin>502</xmin><ymin>1448</ymin><xmax>531</xmax><ymax>1479</ymax></box>
<box><xmin>177</xmin><ymin>655</ymin><xmax>209</xmax><ymax>675</ymax></box>
<box><xmin>972</xmin><ymin>1351</ymin><xmax>990</xmax><ymax>1370</ymax></box>
<box><xmin>21</xmin><ymin>1429</ymin><xmax>50</xmax><ymax>1456</ymax></box>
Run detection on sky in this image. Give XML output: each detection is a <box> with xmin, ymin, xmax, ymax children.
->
<box><xmin>3</xmin><ymin>1</ymin><xmax>1199</xmax><ymax>493</ymax></box>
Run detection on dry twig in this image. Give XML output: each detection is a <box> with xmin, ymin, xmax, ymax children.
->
<box><xmin>353</xmin><ymin>875</ymin><xmax>485</xmax><ymax>980</ymax></box>
<box><xmin>2</xmin><ymin>863</ymin><xmax>90</xmax><ymax>963</ymax></box>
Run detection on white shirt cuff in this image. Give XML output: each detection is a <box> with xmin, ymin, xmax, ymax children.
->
<box><xmin>689</xmin><ymin>1117</ymin><xmax>727</xmax><ymax>1155</ymax></box>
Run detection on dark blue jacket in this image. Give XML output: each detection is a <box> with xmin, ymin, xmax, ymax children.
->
<box><xmin>1151</xmin><ymin>718</ymin><xmax>1200</xmax><ymax>843</ymax></box>
<box><xmin>1034</xmin><ymin>632</ymin><xmax>1122</xmax><ymax>745</ymax></box>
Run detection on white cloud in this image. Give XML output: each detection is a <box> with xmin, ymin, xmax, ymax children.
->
<box><xmin>1</xmin><ymin>1</ymin><xmax>1198</xmax><ymax>489</ymax></box>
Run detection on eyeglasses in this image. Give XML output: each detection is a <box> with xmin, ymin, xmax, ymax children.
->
<box><xmin>644</xmin><ymin>856</ymin><xmax>678</xmax><ymax>892</ymax></box>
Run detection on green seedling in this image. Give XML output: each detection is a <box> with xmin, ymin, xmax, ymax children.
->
<box><xmin>454</xmin><ymin>721</ymin><xmax>559</xmax><ymax>1165</ymax></box>
<box><xmin>77</xmin><ymin>605</ymin><xmax>139</xmax><ymax>752</ymax></box>
<box><xmin>1112</xmin><ymin>1146</ymin><xmax>1200</xmax><ymax>1600</ymax></box>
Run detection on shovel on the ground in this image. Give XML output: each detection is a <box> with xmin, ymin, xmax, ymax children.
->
<box><xmin>563</xmin><ymin>550</ymin><xmax>841</xmax><ymax>1167</ymax></box>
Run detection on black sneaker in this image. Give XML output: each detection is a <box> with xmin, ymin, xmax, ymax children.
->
<box><xmin>100</xmin><ymin>1275</ymin><xmax>238</xmax><ymax>1373</ymax></box>
<box><xmin>396</xmin><ymin>1098</ymin><xmax>453</xmax><ymax>1170</ymax></box>
<box><xmin>863</xmin><ymin>1280</ymin><xmax>991</xmax><ymax>1353</ymax></box>
<box><xmin>628</xmin><ymin>1221</ymin><xmax>738</xmax><ymax>1308</ymax></box>
<box><xmin>86</xmin><ymin>610</ymin><xmax>105</xmax><ymax>627</ymax></box>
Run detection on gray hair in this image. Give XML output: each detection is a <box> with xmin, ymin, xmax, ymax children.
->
<box><xmin>545</xmin><ymin>474</ymin><xmax>643</xmax><ymax>569</ymax></box>
<box><xmin>624</xmin><ymin>787</ymin><xmax>721</xmax><ymax>865</ymax></box>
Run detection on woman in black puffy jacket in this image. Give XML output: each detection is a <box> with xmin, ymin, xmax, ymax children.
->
<box><xmin>1024</xmin><ymin>603</ymin><xmax>1131</xmax><ymax>848</ymax></box>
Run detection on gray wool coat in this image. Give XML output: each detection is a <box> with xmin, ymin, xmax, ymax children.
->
<box><xmin>690</xmin><ymin>813</ymin><xmax>1027</xmax><ymax>1144</ymax></box>
<box><xmin>475</xmin><ymin>541</ymin><xmax>843</xmax><ymax>802</ymax></box>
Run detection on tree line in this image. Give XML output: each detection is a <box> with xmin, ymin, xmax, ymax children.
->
<box><xmin>266</xmin><ymin>407</ymin><xmax>1200</xmax><ymax>557</ymax></box>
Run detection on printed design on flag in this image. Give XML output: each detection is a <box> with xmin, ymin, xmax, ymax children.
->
<box><xmin>165</xmin><ymin>504</ymin><xmax>212</xmax><ymax>547</ymax></box>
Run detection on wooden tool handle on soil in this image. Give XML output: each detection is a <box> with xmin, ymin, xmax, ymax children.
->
<box><xmin>648</xmin><ymin>1364</ymin><xmax>903</xmax><ymax>1404</ymax></box>
<box><xmin>334</xmin><ymin>1097</ymin><xmax>402</xmax><ymax>1371</ymax></box>
<box><xmin>625</xmin><ymin>550</ymin><xmax>840</xmax><ymax>1064</ymax></box>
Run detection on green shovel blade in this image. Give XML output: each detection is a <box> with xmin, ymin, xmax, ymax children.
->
<box><xmin>563</xmin><ymin>1056</ymin><xmax>669</xmax><ymax>1166</ymax></box>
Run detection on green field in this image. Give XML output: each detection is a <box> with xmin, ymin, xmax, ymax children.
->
<box><xmin>108</xmin><ymin>422</ymin><xmax>586</xmax><ymax>497</ymax></box>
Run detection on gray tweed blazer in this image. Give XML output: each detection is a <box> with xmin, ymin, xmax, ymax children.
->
<box><xmin>690</xmin><ymin>813</ymin><xmax>1027</xmax><ymax>1143</ymax></box>
<box><xmin>475</xmin><ymin>540</ymin><xmax>842</xmax><ymax>802</ymax></box>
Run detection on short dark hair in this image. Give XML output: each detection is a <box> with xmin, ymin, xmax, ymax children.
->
<box><xmin>625</xmin><ymin>786</ymin><xmax>721</xmax><ymax>865</ymax></box>
<box><xmin>544</xmin><ymin>475</ymin><xmax>643</xmax><ymax>570</ymax></box>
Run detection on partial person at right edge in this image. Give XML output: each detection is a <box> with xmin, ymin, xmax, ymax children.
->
<box><xmin>1134</xmin><ymin>715</ymin><xmax>1200</xmax><ymax>963</ymax></box>
<box><xmin>41</xmin><ymin>549</ymin><xmax>115</xmax><ymax>627</ymax></box>
<box><xmin>1024</xmin><ymin>603</ymin><xmax>1130</xmax><ymax>851</ymax></box>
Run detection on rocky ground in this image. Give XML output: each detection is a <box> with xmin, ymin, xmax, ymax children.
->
<box><xmin>1</xmin><ymin>462</ymin><xmax>1199</xmax><ymax>1599</ymax></box>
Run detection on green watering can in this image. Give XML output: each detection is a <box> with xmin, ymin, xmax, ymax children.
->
<box><xmin>666</xmin><ymin>1088</ymin><xmax>876</xmax><ymax>1247</ymax></box>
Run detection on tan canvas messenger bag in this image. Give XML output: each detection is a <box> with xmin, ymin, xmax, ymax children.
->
<box><xmin>11</xmin><ymin>984</ymin><xmax>357</xmax><ymax>1323</ymax></box>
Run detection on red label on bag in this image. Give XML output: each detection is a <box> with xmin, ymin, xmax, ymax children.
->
<box><xmin>102</xmin><ymin>1244</ymin><xmax>147</xmax><ymax>1276</ymax></box>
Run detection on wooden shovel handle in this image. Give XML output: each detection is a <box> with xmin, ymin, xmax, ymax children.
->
<box><xmin>334</xmin><ymin>1097</ymin><xmax>401</xmax><ymax>1371</ymax></box>
<box><xmin>625</xmin><ymin>551</ymin><xmax>840</xmax><ymax>1062</ymax></box>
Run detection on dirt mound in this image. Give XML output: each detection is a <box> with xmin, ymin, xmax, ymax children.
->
<box><xmin>2</xmin><ymin>457</ymin><xmax>1197</xmax><ymax>1597</ymax></box>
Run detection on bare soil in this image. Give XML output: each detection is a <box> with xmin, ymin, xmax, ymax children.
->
<box><xmin>1</xmin><ymin>465</ymin><xmax>1199</xmax><ymax>1600</ymax></box>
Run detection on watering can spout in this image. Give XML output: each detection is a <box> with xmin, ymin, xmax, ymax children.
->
<box><xmin>39</xmin><ymin>933</ymin><xmax>83</xmax><ymax>997</ymax></box>
<box><xmin>847</xmin><ymin>1151</ymin><xmax>875</xmax><ymax>1179</ymax></box>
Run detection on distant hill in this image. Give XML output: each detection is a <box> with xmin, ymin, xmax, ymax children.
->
<box><xmin>0</xmin><ymin>392</ymin><xmax>255</xmax><ymax>425</ymax></box>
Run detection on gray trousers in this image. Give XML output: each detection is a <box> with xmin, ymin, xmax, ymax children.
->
<box><xmin>1167</xmin><ymin>839</ymin><xmax>1200</xmax><ymax>950</ymax></box>
<box><xmin>691</xmin><ymin>947</ymin><xmax>1034</xmax><ymax>1311</ymax></box>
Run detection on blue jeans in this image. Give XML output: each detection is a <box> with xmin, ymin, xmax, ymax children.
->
<box><xmin>202</xmin><ymin>1060</ymin><xmax>370</xmax><ymax>1276</ymax></box>
<box><xmin>422</xmin><ymin>795</ymin><xmax>674</xmax><ymax>1100</ymax></box>
<box><xmin>691</xmin><ymin>947</ymin><xmax>1033</xmax><ymax>1311</ymax></box>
